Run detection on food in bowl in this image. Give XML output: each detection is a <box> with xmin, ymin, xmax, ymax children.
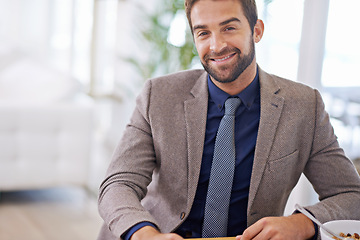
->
<box><xmin>333</xmin><ymin>232</ymin><xmax>360</xmax><ymax>240</ymax></box>
<box><xmin>320</xmin><ymin>220</ymin><xmax>360</xmax><ymax>240</ymax></box>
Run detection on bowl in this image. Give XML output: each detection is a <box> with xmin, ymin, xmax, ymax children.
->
<box><xmin>320</xmin><ymin>220</ymin><xmax>360</xmax><ymax>240</ymax></box>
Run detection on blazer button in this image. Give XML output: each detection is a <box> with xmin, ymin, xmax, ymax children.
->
<box><xmin>180</xmin><ymin>212</ymin><xmax>186</xmax><ymax>220</ymax></box>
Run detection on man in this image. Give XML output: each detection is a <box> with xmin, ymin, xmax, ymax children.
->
<box><xmin>97</xmin><ymin>0</ymin><xmax>360</xmax><ymax>239</ymax></box>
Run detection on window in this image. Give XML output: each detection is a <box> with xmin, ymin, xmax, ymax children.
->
<box><xmin>256</xmin><ymin>0</ymin><xmax>304</xmax><ymax>81</ymax></box>
<box><xmin>322</xmin><ymin>0</ymin><xmax>360</xmax><ymax>87</ymax></box>
<box><xmin>0</xmin><ymin>0</ymin><xmax>94</xmax><ymax>87</ymax></box>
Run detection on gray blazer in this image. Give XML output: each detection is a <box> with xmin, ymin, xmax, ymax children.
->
<box><xmin>98</xmin><ymin>67</ymin><xmax>360</xmax><ymax>240</ymax></box>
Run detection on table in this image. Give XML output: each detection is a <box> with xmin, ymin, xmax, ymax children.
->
<box><xmin>190</xmin><ymin>238</ymin><xmax>236</xmax><ymax>240</ymax></box>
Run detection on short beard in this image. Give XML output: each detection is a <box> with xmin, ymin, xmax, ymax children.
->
<box><xmin>201</xmin><ymin>39</ymin><xmax>255</xmax><ymax>84</ymax></box>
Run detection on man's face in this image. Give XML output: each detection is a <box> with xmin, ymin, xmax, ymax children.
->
<box><xmin>191</xmin><ymin>0</ymin><xmax>256</xmax><ymax>84</ymax></box>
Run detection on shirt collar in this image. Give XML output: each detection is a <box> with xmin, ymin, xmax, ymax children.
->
<box><xmin>207</xmin><ymin>68</ymin><xmax>260</xmax><ymax>111</ymax></box>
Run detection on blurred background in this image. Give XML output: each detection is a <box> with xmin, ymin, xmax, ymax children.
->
<box><xmin>0</xmin><ymin>0</ymin><xmax>359</xmax><ymax>239</ymax></box>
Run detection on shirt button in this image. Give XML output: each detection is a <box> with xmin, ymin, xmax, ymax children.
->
<box><xmin>180</xmin><ymin>212</ymin><xmax>186</xmax><ymax>220</ymax></box>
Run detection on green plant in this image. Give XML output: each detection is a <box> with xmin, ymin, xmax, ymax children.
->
<box><xmin>124</xmin><ymin>0</ymin><xmax>197</xmax><ymax>80</ymax></box>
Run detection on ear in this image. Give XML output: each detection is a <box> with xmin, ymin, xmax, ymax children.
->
<box><xmin>253</xmin><ymin>19</ymin><xmax>264</xmax><ymax>43</ymax></box>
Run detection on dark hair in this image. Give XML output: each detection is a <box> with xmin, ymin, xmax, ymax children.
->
<box><xmin>185</xmin><ymin>0</ymin><xmax>258</xmax><ymax>34</ymax></box>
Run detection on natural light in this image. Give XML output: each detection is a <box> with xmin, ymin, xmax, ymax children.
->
<box><xmin>322</xmin><ymin>0</ymin><xmax>360</xmax><ymax>87</ymax></box>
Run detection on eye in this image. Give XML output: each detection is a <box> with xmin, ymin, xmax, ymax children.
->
<box><xmin>196</xmin><ymin>31</ymin><xmax>209</xmax><ymax>38</ymax></box>
<box><xmin>224</xmin><ymin>26</ymin><xmax>236</xmax><ymax>31</ymax></box>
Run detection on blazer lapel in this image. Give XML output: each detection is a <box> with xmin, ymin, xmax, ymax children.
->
<box><xmin>184</xmin><ymin>71</ymin><xmax>209</xmax><ymax>211</ymax></box>
<box><xmin>248</xmin><ymin>68</ymin><xmax>285</xmax><ymax>214</ymax></box>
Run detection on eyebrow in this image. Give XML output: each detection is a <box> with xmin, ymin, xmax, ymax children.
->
<box><xmin>220</xmin><ymin>17</ymin><xmax>241</xmax><ymax>26</ymax></box>
<box><xmin>193</xmin><ymin>17</ymin><xmax>241</xmax><ymax>32</ymax></box>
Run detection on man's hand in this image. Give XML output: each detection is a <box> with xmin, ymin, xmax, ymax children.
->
<box><xmin>236</xmin><ymin>213</ymin><xmax>315</xmax><ymax>240</ymax></box>
<box><xmin>131</xmin><ymin>226</ymin><xmax>184</xmax><ymax>240</ymax></box>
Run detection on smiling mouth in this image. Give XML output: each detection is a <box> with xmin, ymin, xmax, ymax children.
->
<box><xmin>211</xmin><ymin>53</ymin><xmax>236</xmax><ymax>62</ymax></box>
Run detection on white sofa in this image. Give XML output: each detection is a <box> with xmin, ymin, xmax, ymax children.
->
<box><xmin>0</xmin><ymin>58</ymin><xmax>94</xmax><ymax>191</ymax></box>
<box><xmin>0</xmin><ymin>102</ymin><xmax>94</xmax><ymax>191</ymax></box>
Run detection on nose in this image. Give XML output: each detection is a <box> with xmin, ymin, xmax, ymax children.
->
<box><xmin>210</xmin><ymin>33</ymin><xmax>227</xmax><ymax>53</ymax></box>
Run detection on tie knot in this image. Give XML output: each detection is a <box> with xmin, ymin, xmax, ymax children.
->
<box><xmin>224</xmin><ymin>97</ymin><xmax>241</xmax><ymax>116</ymax></box>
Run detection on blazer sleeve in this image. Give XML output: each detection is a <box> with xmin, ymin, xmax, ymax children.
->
<box><xmin>98</xmin><ymin>79</ymin><xmax>160</xmax><ymax>239</ymax></box>
<box><xmin>302</xmin><ymin>89</ymin><xmax>360</xmax><ymax>239</ymax></box>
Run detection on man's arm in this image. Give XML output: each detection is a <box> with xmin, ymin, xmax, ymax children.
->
<box><xmin>98</xmin><ymin>80</ymin><xmax>159</xmax><ymax>238</ymax></box>
<box><xmin>238</xmin><ymin>88</ymin><xmax>360</xmax><ymax>240</ymax></box>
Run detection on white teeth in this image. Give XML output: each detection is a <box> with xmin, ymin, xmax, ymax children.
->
<box><xmin>214</xmin><ymin>55</ymin><xmax>231</xmax><ymax>62</ymax></box>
